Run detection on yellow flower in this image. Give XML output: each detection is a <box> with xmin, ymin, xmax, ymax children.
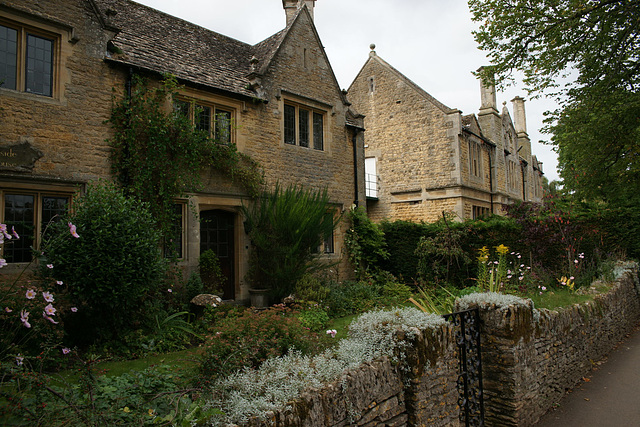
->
<box><xmin>148</xmin><ymin>408</ymin><xmax>155</xmax><ymax>417</ymax></box>
<box><xmin>477</xmin><ymin>246</ymin><xmax>489</xmax><ymax>262</ymax></box>
<box><xmin>495</xmin><ymin>244</ymin><xmax>509</xmax><ymax>256</ymax></box>
<box><xmin>123</xmin><ymin>407</ymin><xmax>130</xmax><ymax>413</ymax></box>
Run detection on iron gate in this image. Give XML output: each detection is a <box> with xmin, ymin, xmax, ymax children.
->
<box><xmin>443</xmin><ymin>308</ymin><xmax>485</xmax><ymax>426</ymax></box>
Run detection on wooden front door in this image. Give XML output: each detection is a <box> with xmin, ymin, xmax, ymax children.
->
<box><xmin>200</xmin><ymin>210</ymin><xmax>235</xmax><ymax>300</ymax></box>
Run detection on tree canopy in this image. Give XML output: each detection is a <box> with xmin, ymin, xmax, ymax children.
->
<box><xmin>469</xmin><ymin>0</ymin><xmax>640</xmax><ymax>205</ymax></box>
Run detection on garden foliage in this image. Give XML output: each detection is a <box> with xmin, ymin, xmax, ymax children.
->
<box><xmin>242</xmin><ymin>183</ymin><xmax>341</xmax><ymax>301</ymax></box>
<box><xmin>40</xmin><ymin>182</ymin><xmax>166</xmax><ymax>344</ymax></box>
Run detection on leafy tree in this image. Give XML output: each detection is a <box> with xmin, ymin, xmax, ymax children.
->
<box><xmin>469</xmin><ymin>0</ymin><xmax>640</xmax><ymax>205</ymax></box>
<box><xmin>469</xmin><ymin>0</ymin><xmax>640</xmax><ymax>94</ymax></box>
<box><xmin>242</xmin><ymin>184</ymin><xmax>341</xmax><ymax>301</ymax></box>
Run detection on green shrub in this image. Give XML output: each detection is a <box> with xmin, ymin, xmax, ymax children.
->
<box><xmin>293</xmin><ymin>273</ymin><xmax>330</xmax><ymax>303</ymax></box>
<box><xmin>40</xmin><ymin>182</ymin><xmax>166</xmax><ymax>345</ymax></box>
<box><xmin>197</xmin><ymin>305</ymin><xmax>325</xmax><ymax>387</ymax></box>
<box><xmin>344</xmin><ymin>207</ymin><xmax>389</xmax><ymax>279</ymax></box>
<box><xmin>325</xmin><ymin>280</ymin><xmax>380</xmax><ymax>318</ymax></box>
<box><xmin>296</xmin><ymin>304</ymin><xmax>329</xmax><ymax>332</ymax></box>
<box><xmin>242</xmin><ymin>183</ymin><xmax>341</xmax><ymax>301</ymax></box>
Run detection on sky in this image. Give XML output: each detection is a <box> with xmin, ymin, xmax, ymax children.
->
<box><xmin>135</xmin><ymin>0</ymin><xmax>561</xmax><ymax>181</ymax></box>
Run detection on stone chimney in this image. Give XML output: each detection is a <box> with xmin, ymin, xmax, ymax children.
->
<box><xmin>511</xmin><ymin>96</ymin><xmax>528</xmax><ymax>137</ymax></box>
<box><xmin>477</xmin><ymin>66</ymin><xmax>497</xmax><ymax>114</ymax></box>
<box><xmin>283</xmin><ymin>0</ymin><xmax>315</xmax><ymax>26</ymax></box>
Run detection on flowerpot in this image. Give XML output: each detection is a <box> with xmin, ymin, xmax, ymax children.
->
<box><xmin>249</xmin><ymin>288</ymin><xmax>270</xmax><ymax>308</ymax></box>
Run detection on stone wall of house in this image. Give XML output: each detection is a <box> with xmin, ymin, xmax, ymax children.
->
<box><xmin>240</xmin><ymin>264</ymin><xmax>640</xmax><ymax>426</ymax></box>
<box><xmin>0</xmin><ymin>0</ymin><xmax>122</xmax><ymax>184</ymax></box>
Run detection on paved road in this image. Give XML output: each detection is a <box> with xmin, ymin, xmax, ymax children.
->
<box><xmin>535</xmin><ymin>321</ymin><xmax>640</xmax><ymax>427</ymax></box>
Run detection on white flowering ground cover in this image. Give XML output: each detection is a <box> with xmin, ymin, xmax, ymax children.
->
<box><xmin>203</xmin><ymin>307</ymin><xmax>445</xmax><ymax>425</ymax></box>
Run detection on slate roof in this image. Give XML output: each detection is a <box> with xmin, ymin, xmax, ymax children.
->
<box><xmin>92</xmin><ymin>0</ymin><xmax>287</xmax><ymax>100</ymax></box>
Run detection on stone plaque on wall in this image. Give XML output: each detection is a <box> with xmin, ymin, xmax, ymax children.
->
<box><xmin>0</xmin><ymin>142</ymin><xmax>43</xmax><ymax>172</ymax></box>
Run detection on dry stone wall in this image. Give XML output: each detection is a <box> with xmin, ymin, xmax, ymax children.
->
<box><xmin>240</xmin><ymin>264</ymin><xmax>639</xmax><ymax>426</ymax></box>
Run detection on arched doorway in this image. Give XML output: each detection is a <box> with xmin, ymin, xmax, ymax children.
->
<box><xmin>200</xmin><ymin>210</ymin><xmax>235</xmax><ymax>300</ymax></box>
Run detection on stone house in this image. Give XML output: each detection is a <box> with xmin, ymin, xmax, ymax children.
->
<box><xmin>348</xmin><ymin>47</ymin><xmax>544</xmax><ymax>223</ymax></box>
<box><xmin>0</xmin><ymin>0</ymin><xmax>365</xmax><ymax>302</ymax></box>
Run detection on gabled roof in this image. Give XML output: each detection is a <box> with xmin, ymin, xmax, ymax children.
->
<box><xmin>93</xmin><ymin>0</ymin><xmax>284</xmax><ymax>100</ymax></box>
<box><xmin>348</xmin><ymin>51</ymin><xmax>458</xmax><ymax>115</ymax></box>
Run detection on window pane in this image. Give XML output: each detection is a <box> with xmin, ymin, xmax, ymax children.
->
<box><xmin>0</xmin><ymin>25</ymin><xmax>17</xmax><ymax>90</ymax></box>
<box><xmin>313</xmin><ymin>112</ymin><xmax>323</xmax><ymax>150</ymax></box>
<box><xmin>3</xmin><ymin>194</ymin><xmax>35</xmax><ymax>263</ymax></box>
<box><xmin>41</xmin><ymin>196</ymin><xmax>68</xmax><ymax>244</ymax></box>
<box><xmin>215</xmin><ymin>109</ymin><xmax>232</xmax><ymax>143</ymax></box>
<box><xmin>284</xmin><ymin>104</ymin><xmax>296</xmax><ymax>145</ymax></box>
<box><xmin>196</xmin><ymin>104</ymin><xmax>211</xmax><ymax>134</ymax></box>
<box><xmin>299</xmin><ymin>108</ymin><xmax>309</xmax><ymax>147</ymax></box>
<box><xmin>25</xmin><ymin>34</ymin><xmax>53</xmax><ymax>96</ymax></box>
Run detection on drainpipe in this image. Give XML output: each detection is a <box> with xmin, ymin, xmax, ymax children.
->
<box><xmin>122</xmin><ymin>67</ymin><xmax>134</xmax><ymax>187</ymax></box>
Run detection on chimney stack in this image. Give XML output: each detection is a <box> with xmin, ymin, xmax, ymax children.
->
<box><xmin>477</xmin><ymin>67</ymin><xmax>497</xmax><ymax>113</ymax></box>
<box><xmin>511</xmin><ymin>96</ymin><xmax>528</xmax><ymax>136</ymax></box>
<box><xmin>283</xmin><ymin>0</ymin><xmax>315</xmax><ymax>26</ymax></box>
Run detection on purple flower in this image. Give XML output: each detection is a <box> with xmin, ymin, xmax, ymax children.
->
<box><xmin>62</xmin><ymin>348</ymin><xmax>71</xmax><ymax>355</ymax></box>
<box><xmin>43</xmin><ymin>291</ymin><xmax>54</xmax><ymax>303</ymax></box>
<box><xmin>44</xmin><ymin>303</ymin><xmax>56</xmax><ymax>316</ymax></box>
<box><xmin>46</xmin><ymin>264</ymin><xmax>54</xmax><ymax>269</ymax></box>
<box><xmin>326</xmin><ymin>329</ymin><xmax>337</xmax><ymax>338</ymax></box>
<box><xmin>25</xmin><ymin>289</ymin><xmax>36</xmax><ymax>300</ymax></box>
<box><xmin>4</xmin><ymin>307</ymin><xmax>12</xmax><ymax>313</ymax></box>
<box><xmin>20</xmin><ymin>310</ymin><xmax>31</xmax><ymax>328</ymax></box>
<box><xmin>56</xmin><ymin>280</ymin><xmax>63</xmax><ymax>286</ymax></box>
<box><xmin>71</xmin><ymin>307</ymin><xmax>78</xmax><ymax>313</ymax></box>
<box><xmin>68</xmin><ymin>222</ymin><xmax>80</xmax><ymax>238</ymax></box>
<box><xmin>167</xmin><ymin>288</ymin><xmax>173</xmax><ymax>293</ymax></box>
<box><xmin>0</xmin><ymin>224</ymin><xmax>11</xmax><ymax>239</ymax></box>
<box><xmin>11</xmin><ymin>226</ymin><xmax>19</xmax><ymax>239</ymax></box>
<box><xmin>15</xmin><ymin>355</ymin><xmax>24</xmax><ymax>366</ymax></box>
<box><xmin>0</xmin><ymin>259</ymin><xmax>6</xmax><ymax>268</ymax></box>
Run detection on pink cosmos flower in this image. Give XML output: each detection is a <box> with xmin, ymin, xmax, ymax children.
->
<box><xmin>326</xmin><ymin>329</ymin><xmax>337</xmax><ymax>338</ymax></box>
<box><xmin>44</xmin><ymin>303</ymin><xmax>56</xmax><ymax>316</ymax></box>
<box><xmin>68</xmin><ymin>222</ymin><xmax>80</xmax><ymax>238</ymax></box>
<box><xmin>11</xmin><ymin>226</ymin><xmax>19</xmax><ymax>239</ymax></box>
<box><xmin>0</xmin><ymin>259</ymin><xmax>6</xmax><ymax>268</ymax></box>
<box><xmin>20</xmin><ymin>310</ymin><xmax>31</xmax><ymax>328</ymax></box>
<box><xmin>71</xmin><ymin>307</ymin><xmax>78</xmax><ymax>313</ymax></box>
<box><xmin>46</xmin><ymin>264</ymin><xmax>54</xmax><ymax>269</ymax></box>
<box><xmin>43</xmin><ymin>291</ymin><xmax>54</xmax><ymax>303</ymax></box>
<box><xmin>0</xmin><ymin>224</ymin><xmax>11</xmax><ymax>239</ymax></box>
<box><xmin>43</xmin><ymin>313</ymin><xmax>59</xmax><ymax>324</ymax></box>
<box><xmin>15</xmin><ymin>355</ymin><xmax>24</xmax><ymax>366</ymax></box>
<box><xmin>25</xmin><ymin>289</ymin><xmax>36</xmax><ymax>299</ymax></box>
<box><xmin>5</xmin><ymin>307</ymin><xmax>12</xmax><ymax>313</ymax></box>
<box><xmin>56</xmin><ymin>280</ymin><xmax>63</xmax><ymax>285</ymax></box>
<box><xmin>62</xmin><ymin>348</ymin><xmax>71</xmax><ymax>355</ymax></box>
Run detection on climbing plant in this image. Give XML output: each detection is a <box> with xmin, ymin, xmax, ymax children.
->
<box><xmin>108</xmin><ymin>74</ymin><xmax>263</xmax><ymax>238</ymax></box>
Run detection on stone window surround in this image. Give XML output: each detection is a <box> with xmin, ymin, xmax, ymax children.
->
<box><xmin>0</xmin><ymin>181</ymin><xmax>77</xmax><ymax>265</ymax></box>
<box><xmin>0</xmin><ymin>7</ymin><xmax>75</xmax><ymax>103</ymax></box>
<box><xmin>172</xmin><ymin>92</ymin><xmax>240</xmax><ymax>145</ymax></box>
<box><xmin>278</xmin><ymin>90</ymin><xmax>331</xmax><ymax>153</ymax></box>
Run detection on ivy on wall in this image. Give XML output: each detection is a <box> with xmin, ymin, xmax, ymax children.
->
<box><xmin>108</xmin><ymin>74</ymin><xmax>263</xmax><ymax>237</ymax></box>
